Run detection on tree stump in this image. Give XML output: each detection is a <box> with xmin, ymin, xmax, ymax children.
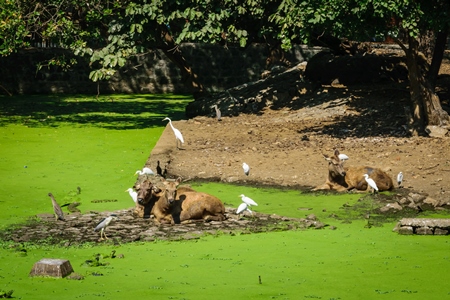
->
<box><xmin>29</xmin><ymin>258</ymin><xmax>74</xmax><ymax>278</ymax></box>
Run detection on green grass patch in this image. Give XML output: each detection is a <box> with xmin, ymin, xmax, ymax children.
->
<box><xmin>1</xmin><ymin>94</ymin><xmax>450</xmax><ymax>299</ymax></box>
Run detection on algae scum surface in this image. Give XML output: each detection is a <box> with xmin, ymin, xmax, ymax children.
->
<box><xmin>1</xmin><ymin>94</ymin><xmax>450</xmax><ymax>300</ymax></box>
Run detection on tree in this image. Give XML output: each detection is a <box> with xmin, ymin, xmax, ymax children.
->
<box><xmin>1</xmin><ymin>0</ymin><xmax>279</xmax><ymax>97</ymax></box>
<box><xmin>271</xmin><ymin>0</ymin><xmax>450</xmax><ymax>135</ymax></box>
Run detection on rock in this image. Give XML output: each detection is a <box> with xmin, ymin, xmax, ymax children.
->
<box><xmin>416</xmin><ymin>226</ymin><xmax>433</xmax><ymax>235</ymax></box>
<box><xmin>434</xmin><ymin>228</ymin><xmax>449</xmax><ymax>235</ymax></box>
<box><xmin>380</xmin><ymin>202</ymin><xmax>402</xmax><ymax>212</ymax></box>
<box><xmin>425</xmin><ymin>125</ymin><xmax>448</xmax><ymax>138</ymax></box>
<box><xmin>422</xmin><ymin>197</ymin><xmax>441</xmax><ymax>208</ymax></box>
<box><xmin>408</xmin><ymin>193</ymin><xmax>426</xmax><ymax>203</ymax></box>
<box><xmin>29</xmin><ymin>258</ymin><xmax>74</xmax><ymax>278</ymax></box>
<box><xmin>397</xmin><ymin>226</ymin><xmax>414</xmax><ymax>235</ymax></box>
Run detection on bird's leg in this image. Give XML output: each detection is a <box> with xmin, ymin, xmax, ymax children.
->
<box><xmin>99</xmin><ymin>229</ymin><xmax>105</xmax><ymax>241</ymax></box>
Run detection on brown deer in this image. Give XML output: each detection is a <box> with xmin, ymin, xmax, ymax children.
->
<box><xmin>313</xmin><ymin>149</ymin><xmax>394</xmax><ymax>192</ymax></box>
<box><xmin>134</xmin><ymin>179</ymin><xmax>161</xmax><ymax>219</ymax></box>
<box><xmin>164</xmin><ymin>177</ymin><xmax>226</xmax><ymax>223</ymax></box>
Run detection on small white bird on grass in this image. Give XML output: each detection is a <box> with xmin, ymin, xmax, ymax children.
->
<box><xmin>397</xmin><ymin>172</ymin><xmax>403</xmax><ymax>188</ymax></box>
<box><xmin>125</xmin><ymin>188</ymin><xmax>137</xmax><ymax>203</ymax></box>
<box><xmin>242</xmin><ymin>162</ymin><xmax>250</xmax><ymax>176</ymax></box>
<box><xmin>163</xmin><ymin>117</ymin><xmax>184</xmax><ymax>149</ymax></box>
<box><xmin>239</xmin><ymin>194</ymin><xmax>258</xmax><ymax>206</ymax></box>
<box><xmin>135</xmin><ymin>167</ymin><xmax>154</xmax><ymax>176</ymax></box>
<box><xmin>363</xmin><ymin>174</ymin><xmax>378</xmax><ymax>193</ymax></box>
<box><xmin>236</xmin><ymin>202</ymin><xmax>252</xmax><ymax>216</ymax></box>
<box><xmin>94</xmin><ymin>214</ymin><xmax>118</xmax><ymax>241</ymax></box>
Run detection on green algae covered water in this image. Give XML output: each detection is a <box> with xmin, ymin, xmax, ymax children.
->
<box><xmin>0</xmin><ymin>95</ymin><xmax>449</xmax><ymax>300</ymax></box>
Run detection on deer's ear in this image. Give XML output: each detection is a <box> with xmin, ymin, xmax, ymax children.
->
<box><xmin>323</xmin><ymin>154</ymin><xmax>331</xmax><ymax>161</ymax></box>
<box><xmin>334</xmin><ymin>149</ymin><xmax>340</xmax><ymax>157</ymax></box>
<box><xmin>152</xmin><ymin>186</ymin><xmax>162</xmax><ymax>193</ymax></box>
<box><xmin>175</xmin><ymin>177</ymin><xmax>182</xmax><ymax>185</ymax></box>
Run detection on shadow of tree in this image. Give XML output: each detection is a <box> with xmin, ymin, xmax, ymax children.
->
<box><xmin>288</xmin><ymin>84</ymin><xmax>413</xmax><ymax>138</ymax></box>
<box><xmin>0</xmin><ymin>94</ymin><xmax>191</xmax><ymax>129</ymax></box>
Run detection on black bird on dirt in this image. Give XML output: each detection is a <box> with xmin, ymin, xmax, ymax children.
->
<box><xmin>156</xmin><ymin>160</ymin><xmax>163</xmax><ymax>177</ymax></box>
<box><xmin>48</xmin><ymin>193</ymin><xmax>65</xmax><ymax>221</ymax></box>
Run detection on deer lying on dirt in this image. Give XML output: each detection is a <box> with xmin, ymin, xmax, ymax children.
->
<box><xmin>135</xmin><ymin>177</ymin><xmax>226</xmax><ymax>224</ymax></box>
<box><xmin>134</xmin><ymin>179</ymin><xmax>161</xmax><ymax>218</ymax></box>
<box><xmin>313</xmin><ymin>149</ymin><xmax>394</xmax><ymax>192</ymax></box>
<box><xmin>163</xmin><ymin>177</ymin><xmax>226</xmax><ymax>223</ymax></box>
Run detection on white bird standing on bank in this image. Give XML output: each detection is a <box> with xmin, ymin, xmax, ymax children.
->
<box><xmin>163</xmin><ymin>117</ymin><xmax>184</xmax><ymax>149</ymax></box>
<box><xmin>397</xmin><ymin>172</ymin><xmax>403</xmax><ymax>188</ymax></box>
<box><xmin>338</xmin><ymin>153</ymin><xmax>349</xmax><ymax>161</ymax></box>
<box><xmin>236</xmin><ymin>202</ymin><xmax>252</xmax><ymax>216</ymax></box>
<box><xmin>125</xmin><ymin>188</ymin><xmax>137</xmax><ymax>203</ymax></box>
<box><xmin>135</xmin><ymin>167</ymin><xmax>154</xmax><ymax>176</ymax></box>
<box><xmin>363</xmin><ymin>174</ymin><xmax>378</xmax><ymax>193</ymax></box>
<box><xmin>239</xmin><ymin>194</ymin><xmax>258</xmax><ymax>206</ymax></box>
<box><xmin>242</xmin><ymin>162</ymin><xmax>250</xmax><ymax>176</ymax></box>
<box><xmin>94</xmin><ymin>214</ymin><xmax>118</xmax><ymax>240</ymax></box>
<box><xmin>212</xmin><ymin>104</ymin><xmax>221</xmax><ymax>121</ymax></box>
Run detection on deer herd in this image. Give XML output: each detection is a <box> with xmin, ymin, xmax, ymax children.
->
<box><xmin>130</xmin><ymin>148</ymin><xmax>396</xmax><ymax>224</ymax></box>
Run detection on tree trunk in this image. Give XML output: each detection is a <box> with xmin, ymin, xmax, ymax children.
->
<box><xmin>157</xmin><ymin>25</ymin><xmax>205</xmax><ymax>99</ymax></box>
<box><xmin>403</xmin><ymin>35</ymin><xmax>449</xmax><ymax>136</ymax></box>
<box><xmin>428</xmin><ymin>28</ymin><xmax>448</xmax><ymax>90</ymax></box>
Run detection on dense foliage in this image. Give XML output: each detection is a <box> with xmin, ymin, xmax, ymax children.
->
<box><xmin>1</xmin><ymin>0</ymin><xmax>449</xmax><ymax>133</ymax></box>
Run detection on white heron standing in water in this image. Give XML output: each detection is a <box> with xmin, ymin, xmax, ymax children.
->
<box><xmin>363</xmin><ymin>174</ymin><xmax>378</xmax><ymax>193</ymax></box>
<box><xmin>397</xmin><ymin>172</ymin><xmax>403</xmax><ymax>188</ymax></box>
<box><xmin>242</xmin><ymin>162</ymin><xmax>250</xmax><ymax>176</ymax></box>
<box><xmin>163</xmin><ymin>117</ymin><xmax>184</xmax><ymax>149</ymax></box>
<box><xmin>125</xmin><ymin>188</ymin><xmax>137</xmax><ymax>203</ymax></box>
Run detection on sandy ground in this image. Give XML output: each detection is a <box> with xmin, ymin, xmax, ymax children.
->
<box><xmin>147</xmin><ymin>83</ymin><xmax>450</xmax><ymax>202</ymax></box>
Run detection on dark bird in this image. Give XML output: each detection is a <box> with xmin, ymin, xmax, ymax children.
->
<box><xmin>156</xmin><ymin>160</ymin><xmax>163</xmax><ymax>177</ymax></box>
<box><xmin>162</xmin><ymin>160</ymin><xmax>170</xmax><ymax>178</ymax></box>
<box><xmin>94</xmin><ymin>214</ymin><xmax>118</xmax><ymax>240</ymax></box>
<box><xmin>48</xmin><ymin>193</ymin><xmax>65</xmax><ymax>221</ymax></box>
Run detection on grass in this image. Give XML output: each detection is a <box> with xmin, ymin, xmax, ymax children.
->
<box><xmin>1</xmin><ymin>94</ymin><xmax>450</xmax><ymax>300</ymax></box>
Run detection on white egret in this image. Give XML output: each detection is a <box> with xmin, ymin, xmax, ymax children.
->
<box><xmin>135</xmin><ymin>167</ymin><xmax>154</xmax><ymax>176</ymax></box>
<box><xmin>397</xmin><ymin>172</ymin><xmax>403</xmax><ymax>188</ymax></box>
<box><xmin>211</xmin><ymin>104</ymin><xmax>221</xmax><ymax>121</ymax></box>
<box><xmin>239</xmin><ymin>194</ymin><xmax>258</xmax><ymax>206</ymax></box>
<box><xmin>338</xmin><ymin>153</ymin><xmax>349</xmax><ymax>161</ymax></box>
<box><xmin>163</xmin><ymin>117</ymin><xmax>184</xmax><ymax>149</ymax></box>
<box><xmin>48</xmin><ymin>193</ymin><xmax>65</xmax><ymax>221</ymax></box>
<box><xmin>363</xmin><ymin>174</ymin><xmax>378</xmax><ymax>193</ymax></box>
<box><xmin>94</xmin><ymin>214</ymin><xmax>118</xmax><ymax>240</ymax></box>
<box><xmin>242</xmin><ymin>162</ymin><xmax>250</xmax><ymax>176</ymax></box>
<box><xmin>236</xmin><ymin>202</ymin><xmax>252</xmax><ymax>216</ymax></box>
<box><xmin>125</xmin><ymin>188</ymin><xmax>137</xmax><ymax>203</ymax></box>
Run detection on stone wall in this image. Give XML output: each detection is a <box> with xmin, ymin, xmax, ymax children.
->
<box><xmin>0</xmin><ymin>44</ymin><xmax>322</xmax><ymax>95</ymax></box>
